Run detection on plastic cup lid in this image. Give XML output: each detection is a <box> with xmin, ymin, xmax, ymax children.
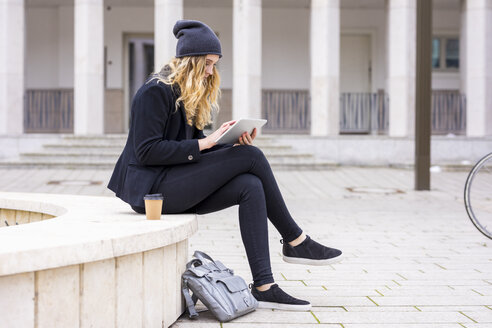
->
<box><xmin>144</xmin><ymin>193</ymin><xmax>163</xmax><ymax>200</ymax></box>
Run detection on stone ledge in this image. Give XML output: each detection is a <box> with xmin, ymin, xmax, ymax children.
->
<box><xmin>0</xmin><ymin>191</ymin><xmax>197</xmax><ymax>276</ymax></box>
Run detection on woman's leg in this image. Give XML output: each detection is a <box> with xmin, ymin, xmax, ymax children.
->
<box><xmin>154</xmin><ymin>146</ymin><xmax>302</xmax><ymax>242</ymax></box>
<box><xmin>189</xmin><ymin>173</ymin><xmax>273</xmax><ymax>286</ymax></box>
<box><xmin>153</xmin><ymin>145</ymin><xmax>303</xmax><ymax>242</ymax></box>
<box><xmin>166</xmin><ymin>170</ymin><xmax>312</xmax><ymax>309</ymax></box>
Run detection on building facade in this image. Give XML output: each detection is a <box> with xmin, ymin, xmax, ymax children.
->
<box><xmin>1</xmin><ymin>0</ymin><xmax>491</xmax><ymax>137</ymax></box>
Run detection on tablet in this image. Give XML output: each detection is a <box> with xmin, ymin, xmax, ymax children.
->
<box><xmin>215</xmin><ymin>118</ymin><xmax>267</xmax><ymax>144</ymax></box>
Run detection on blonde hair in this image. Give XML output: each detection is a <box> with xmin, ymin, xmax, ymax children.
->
<box><xmin>149</xmin><ymin>56</ymin><xmax>221</xmax><ymax>130</ymax></box>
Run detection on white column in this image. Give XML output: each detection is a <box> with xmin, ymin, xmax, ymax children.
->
<box><xmin>465</xmin><ymin>0</ymin><xmax>492</xmax><ymax>136</ymax></box>
<box><xmin>133</xmin><ymin>40</ymin><xmax>146</xmax><ymax>89</ymax></box>
<box><xmin>233</xmin><ymin>0</ymin><xmax>262</xmax><ymax>120</ymax></box>
<box><xmin>74</xmin><ymin>0</ymin><xmax>104</xmax><ymax>135</ymax></box>
<box><xmin>0</xmin><ymin>0</ymin><xmax>25</xmax><ymax>135</ymax></box>
<box><xmin>460</xmin><ymin>0</ymin><xmax>467</xmax><ymax>94</ymax></box>
<box><xmin>154</xmin><ymin>0</ymin><xmax>183</xmax><ymax>71</ymax></box>
<box><xmin>310</xmin><ymin>0</ymin><xmax>340</xmax><ymax>136</ymax></box>
<box><xmin>387</xmin><ymin>0</ymin><xmax>416</xmax><ymax>137</ymax></box>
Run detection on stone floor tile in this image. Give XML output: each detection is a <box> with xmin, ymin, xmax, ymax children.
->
<box><xmin>171</xmin><ymin>322</ymin><xmax>220</xmax><ymax>328</ymax></box>
<box><xmin>416</xmin><ymin>306</ymin><xmax>489</xmax><ymax>312</ymax></box>
<box><xmin>372</xmin><ymin>296</ymin><xmax>492</xmax><ymax>306</ymax></box>
<box><xmin>230</xmin><ymin>309</ymin><xmax>317</xmax><ymax>323</ymax></box>
<box><xmin>343</xmin><ymin>306</ymin><xmax>420</xmax><ymax>312</ymax></box>
<box><xmin>461</xmin><ymin>310</ymin><xmax>492</xmax><ymax>323</ymax></box>
<box><xmin>314</xmin><ymin>311</ymin><xmax>473</xmax><ymax>324</ymax></box>
<box><xmin>343</xmin><ymin>324</ymin><xmax>464</xmax><ymax>328</ymax></box>
<box><xmin>224</xmin><ymin>324</ymin><xmax>341</xmax><ymax>328</ymax></box>
<box><xmin>308</xmin><ymin>296</ymin><xmax>376</xmax><ymax>307</ymax></box>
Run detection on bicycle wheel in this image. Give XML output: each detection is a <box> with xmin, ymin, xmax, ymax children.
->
<box><xmin>464</xmin><ymin>152</ymin><xmax>492</xmax><ymax>239</ymax></box>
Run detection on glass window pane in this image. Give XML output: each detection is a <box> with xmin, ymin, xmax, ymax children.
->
<box><xmin>432</xmin><ymin>38</ymin><xmax>440</xmax><ymax>68</ymax></box>
<box><xmin>445</xmin><ymin>38</ymin><xmax>459</xmax><ymax>68</ymax></box>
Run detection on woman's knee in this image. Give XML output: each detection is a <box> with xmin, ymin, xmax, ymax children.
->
<box><xmin>235</xmin><ymin>144</ymin><xmax>266</xmax><ymax>161</ymax></box>
<box><xmin>234</xmin><ymin>173</ymin><xmax>263</xmax><ymax>195</ymax></box>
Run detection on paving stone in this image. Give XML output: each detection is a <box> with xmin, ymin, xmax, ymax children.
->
<box><xmin>171</xmin><ymin>322</ymin><xmax>220</xmax><ymax>328</ymax></box>
<box><xmin>461</xmin><ymin>311</ymin><xmax>492</xmax><ymax>323</ymax></box>
<box><xmin>343</xmin><ymin>306</ymin><xmax>420</xmax><ymax>312</ymax></box>
<box><xmin>381</xmin><ymin>288</ymin><xmax>489</xmax><ymax>297</ymax></box>
<box><xmin>229</xmin><ymin>310</ymin><xmax>317</xmax><ymax>323</ymax></box>
<box><xmin>343</xmin><ymin>324</ymin><xmax>464</xmax><ymax>328</ymax></box>
<box><xmin>314</xmin><ymin>311</ymin><xmax>473</xmax><ymax>324</ymax></box>
<box><xmin>224</xmin><ymin>324</ymin><xmax>341</xmax><ymax>328</ymax></box>
<box><xmin>416</xmin><ymin>306</ymin><xmax>488</xmax><ymax>312</ymax></box>
<box><xmin>308</xmin><ymin>296</ymin><xmax>376</xmax><ymax>307</ymax></box>
<box><xmin>373</xmin><ymin>296</ymin><xmax>492</xmax><ymax>306</ymax></box>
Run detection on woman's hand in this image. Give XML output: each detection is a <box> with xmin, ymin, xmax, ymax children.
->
<box><xmin>198</xmin><ymin>120</ymin><xmax>236</xmax><ymax>151</ymax></box>
<box><xmin>234</xmin><ymin>128</ymin><xmax>257</xmax><ymax>146</ymax></box>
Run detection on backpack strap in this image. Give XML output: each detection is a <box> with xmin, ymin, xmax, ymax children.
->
<box><xmin>193</xmin><ymin>251</ymin><xmax>215</xmax><ymax>263</ymax></box>
<box><xmin>182</xmin><ymin>280</ymin><xmax>199</xmax><ymax>319</ymax></box>
<box><xmin>213</xmin><ymin>260</ymin><xmax>230</xmax><ymax>272</ymax></box>
<box><xmin>193</xmin><ymin>251</ymin><xmax>229</xmax><ymax>272</ymax></box>
<box><xmin>187</xmin><ymin>257</ymin><xmax>215</xmax><ymax>274</ymax></box>
<box><xmin>186</xmin><ymin>258</ymin><xmax>203</xmax><ymax>270</ymax></box>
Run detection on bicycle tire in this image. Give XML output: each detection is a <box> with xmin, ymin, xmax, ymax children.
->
<box><xmin>464</xmin><ymin>152</ymin><xmax>492</xmax><ymax>239</ymax></box>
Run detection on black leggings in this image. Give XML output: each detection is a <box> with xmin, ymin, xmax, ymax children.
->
<box><xmin>134</xmin><ymin>145</ymin><xmax>303</xmax><ymax>286</ymax></box>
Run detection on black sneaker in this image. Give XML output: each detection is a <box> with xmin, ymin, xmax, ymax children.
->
<box><xmin>251</xmin><ymin>284</ymin><xmax>311</xmax><ymax>311</ymax></box>
<box><xmin>282</xmin><ymin>235</ymin><xmax>343</xmax><ymax>265</ymax></box>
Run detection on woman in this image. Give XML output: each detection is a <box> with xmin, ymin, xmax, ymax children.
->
<box><xmin>108</xmin><ymin>19</ymin><xmax>342</xmax><ymax>311</ymax></box>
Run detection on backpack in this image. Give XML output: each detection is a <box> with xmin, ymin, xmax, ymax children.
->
<box><xmin>181</xmin><ymin>251</ymin><xmax>258</xmax><ymax>322</ymax></box>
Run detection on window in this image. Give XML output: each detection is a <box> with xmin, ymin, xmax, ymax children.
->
<box><xmin>432</xmin><ymin>38</ymin><xmax>441</xmax><ymax>68</ymax></box>
<box><xmin>445</xmin><ymin>38</ymin><xmax>459</xmax><ymax>68</ymax></box>
<box><xmin>432</xmin><ymin>36</ymin><xmax>459</xmax><ymax>71</ymax></box>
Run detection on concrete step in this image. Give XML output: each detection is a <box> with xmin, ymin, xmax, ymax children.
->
<box><xmin>3</xmin><ymin>134</ymin><xmax>327</xmax><ymax>170</ymax></box>
<box><xmin>43</xmin><ymin>144</ymin><xmax>125</xmax><ymax>152</ymax></box>
<box><xmin>42</xmin><ymin>144</ymin><xmax>294</xmax><ymax>153</ymax></box>
<box><xmin>60</xmin><ymin>134</ymin><xmax>275</xmax><ymax>144</ymax></box>
<box><xmin>54</xmin><ymin>140</ymin><xmax>280</xmax><ymax>148</ymax></box>
<box><xmin>18</xmin><ymin>152</ymin><xmax>315</xmax><ymax>163</ymax></box>
<box><xmin>0</xmin><ymin>159</ymin><xmax>337</xmax><ymax>170</ymax></box>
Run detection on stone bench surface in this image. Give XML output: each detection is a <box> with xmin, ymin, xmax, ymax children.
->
<box><xmin>0</xmin><ymin>191</ymin><xmax>197</xmax><ymax>276</ymax></box>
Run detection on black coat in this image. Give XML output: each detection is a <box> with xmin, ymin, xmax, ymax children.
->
<box><xmin>108</xmin><ymin>76</ymin><xmax>230</xmax><ymax>208</ymax></box>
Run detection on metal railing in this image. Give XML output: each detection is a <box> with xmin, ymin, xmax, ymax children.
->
<box><xmin>23</xmin><ymin>89</ymin><xmax>466</xmax><ymax>136</ymax></box>
<box><xmin>263</xmin><ymin>89</ymin><xmax>465</xmax><ymax>135</ymax></box>
<box><xmin>431</xmin><ymin>90</ymin><xmax>466</xmax><ymax>135</ymax></box>
<box><xmin>339</xmin><ymin>91</ymin><xmax>389</xmax><ymax>134</ymax></box>
<box><xmin>24</xmin><ymin>89</ymin><xmax>74</xmax><ymax>133</ymax></box>
<box><xmin>262</xmin><ymin>89</ymin><xmax>310</xmax><ymax>133</ymax></box>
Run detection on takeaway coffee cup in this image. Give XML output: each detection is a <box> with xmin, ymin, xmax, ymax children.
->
<box><xmin>143</xmin><ymin>193</ymin><xmax>163</xmax><ymax>220</ymax></box>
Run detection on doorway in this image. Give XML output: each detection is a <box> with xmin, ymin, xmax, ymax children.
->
<box><xmin>339</xmin><ymin>34</ymin><xmax>379</xmax><ymax>134</ymax></box>
<box><xmin>124</xmin><ymin>35</ymin><xmax>155</xmax><ymax>131</ymax></box>
<box><xmin>340</xmin><ymin>34</ymin><xmax>371</xmax><ymax>93</ymax></box>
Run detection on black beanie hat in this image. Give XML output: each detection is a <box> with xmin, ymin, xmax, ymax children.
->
<box><xmin>173</xmin><ymin>20</ymin><xmax>222</xmax><ymax>58</ymax></box>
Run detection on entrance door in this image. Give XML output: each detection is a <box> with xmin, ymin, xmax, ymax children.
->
<box><xmin>340</xmin><ymin>34</ymin><xmax>371</xmax><ymax>93</ymax></box>
<box><xmin>124</xmin><ymin>36</ymin><xmax>154</xmax><ymax>130</ymax></box>
<box><xmin>340</xmin><ymin>34</ymin><xmax>373</xmax><ymax>133</ymax></box>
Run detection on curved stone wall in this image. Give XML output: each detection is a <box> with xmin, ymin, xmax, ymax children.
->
<box><xmin>0</xmin><ymin>191</ymin><xmax>198</xmax><ymax>328</ymax></box>
<box><xmin>0</xmin><ymin>208</ymin><xmax>55</xmax><ymax>227</ymax></box>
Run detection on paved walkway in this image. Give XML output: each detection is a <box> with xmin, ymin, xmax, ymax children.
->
<box><xmin>1</xmin><ymin>166</ymin><xmax>491</xmax><ymax>327</ymax></box>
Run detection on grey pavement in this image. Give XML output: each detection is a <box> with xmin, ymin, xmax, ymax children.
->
<box><xmin>0</xmin><ymin>166</ymin><xmax>491</xmax><ymax>328</ymax></box>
